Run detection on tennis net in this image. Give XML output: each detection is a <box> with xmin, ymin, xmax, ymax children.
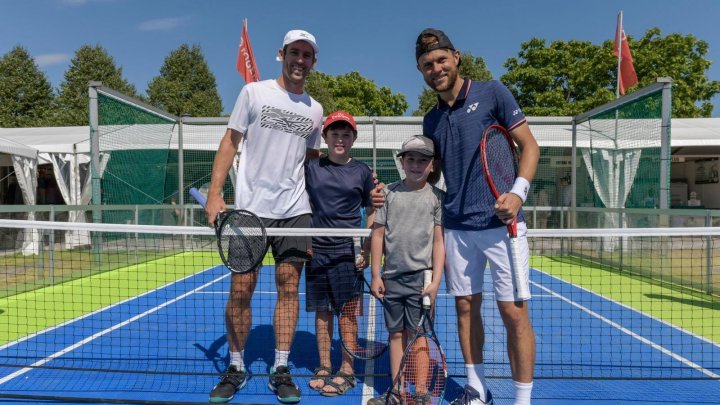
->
<box><xmin>0</xmin><ymin>220</ymin><xmax>718</xmax><ymax>402</ymax></box>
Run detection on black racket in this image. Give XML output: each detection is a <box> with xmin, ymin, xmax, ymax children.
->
<box><xmin>335</xmin><ymin>272</ymin><xmax>389</xmax><ymax>361</ymax></box>
<box><xmin>387</xmin><ymin>270</ymin><xmax>447</xmax><ymax>405</ymax></box>
<box><xmin>190</xmin><ymin>187</ymin><xmax>267</xmax><ymax>273</ymax></box>
<box><xmin>480</xmin><ymin>124</ymin><xmax>531</xmax><ymax>300</ymax></box>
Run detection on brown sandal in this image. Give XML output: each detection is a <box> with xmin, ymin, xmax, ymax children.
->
<box><xmin>308</xmin><ymin>366</ymin><xmax>332</xmax><ymax>391</ymax></box>
<box><xmin>320</xmin><ymin>372</ymin><xmax>356</xmax><ymax>397</ymax></box>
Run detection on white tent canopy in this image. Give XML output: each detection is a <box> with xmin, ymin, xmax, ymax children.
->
<box><xmin>2</xmin><ymin>118</ymin><xmax>720</xmax><ymax>159</ymax></box>
<box><xmin>1</xmin><ymin>117</ymin><xmax>719</xmax><ymax>206</ymax></box>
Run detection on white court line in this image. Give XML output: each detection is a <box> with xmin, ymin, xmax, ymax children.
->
<box><xmin>0</xmin><ymin>270</ymin><xmax>228</xmax><ymax>385</ymax></box>
<box><xmin>361</xmin><ymin>294</ymin><xmax>379</xmax><ymax>404</ymax></box>
<box><xmin>530</xmin><ymin>272</ymin><xmax>720</xmax><ymax>379</ymax></box>
<box><xmin>0</xmin><ymin>265</ymin><xmax>226</xmax><ymax>352</ymax></box>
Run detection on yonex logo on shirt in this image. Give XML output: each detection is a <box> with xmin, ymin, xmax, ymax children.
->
<box><xmin>466</xmin><ymin>102</ymin><xmax>479</xmax><ymax>113</ymax></box>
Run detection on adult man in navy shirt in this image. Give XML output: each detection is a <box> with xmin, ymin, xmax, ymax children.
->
<box><xmin>417</xmin><ymin>29</ymin><xmax>539</xmax><ymax>405</ymax></box>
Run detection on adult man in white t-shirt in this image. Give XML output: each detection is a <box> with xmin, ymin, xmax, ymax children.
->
<box><xmin>205</xmin><ymin>29</ymin><xmax>323</xmax><ymax>404</ymax></box>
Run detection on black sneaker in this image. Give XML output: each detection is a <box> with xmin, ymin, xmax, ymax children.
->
<box><xmin>209</xmin><ymin>365</ymin><xmax>248</xmax><ymax>403</ymax></box>
<box><xmin>268</xmin><ymin>365</ymin><xmax>301</xmax><ymax>404</ymax></box>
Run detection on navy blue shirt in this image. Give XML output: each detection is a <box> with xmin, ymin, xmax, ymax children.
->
<box><xmin>305</xmin><ymin>157</ymin><xmax>375</xmax><ymax>249</ymax></box>
<box><xmin>424</xmin><ymin>79</ymin><xmax>526</xmax><ymax>230</ymax></box>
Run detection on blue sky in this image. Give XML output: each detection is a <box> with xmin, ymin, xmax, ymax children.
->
<box><xmin>2</xmin><ymin>0</ymin><xmax>719</xmax><ymax>116</ymax></box>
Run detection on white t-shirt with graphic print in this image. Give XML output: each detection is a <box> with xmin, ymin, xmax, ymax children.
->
<box><xmin>227</xmin><ymin>79</ymin><xmax>323</xmax><ymax>219</ymax></box>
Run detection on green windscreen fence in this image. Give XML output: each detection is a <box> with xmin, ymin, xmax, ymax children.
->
<box><xmin>97</xmin><ymin>92</ymin><xmax>177</xmax><ymax>225</ymax></box>
<box><xmin>574</xmin><ymin>90</ymin><xmax>664</xmax><ymax>228</ymax></box>
<box><xmin>179</xmin><ymin>122</ymin><xmax>232</xmax><ymax>225</ymax></box>
<box><xmin>92</xmin><ymin>85</ymin><xmax>668</xmax><ymax>231</ymax></box>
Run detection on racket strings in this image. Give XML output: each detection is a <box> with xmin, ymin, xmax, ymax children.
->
<box><xmin>483</xmin><ymin>129</ymin><xmax>518</xmax><ymax>193</ymax></box>
<box><xmin>339</xmin><ymin>287</ymin><xmax>388</xmax><ymax>360</ymax></box>
<box><xmin>219</xmin><ymin>211</ymin><xmax>267</xmax><ymax>272</ymax></box>
<box><xmin>398</xmin><ymin>331</ymin><xmax>447</xmax><ymax>404</ymax></box>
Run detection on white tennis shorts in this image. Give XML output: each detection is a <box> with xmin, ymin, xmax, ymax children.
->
<box><xmin>444</xmin><ymin>222</ymin><xmax>530</xmax><ymax>301</ymax></box>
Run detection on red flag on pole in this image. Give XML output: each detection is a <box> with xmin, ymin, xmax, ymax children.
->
<box><xmin>614</xmin><ymin>11</ymin><xmax>638</xmax><ymax>95</ymax></box>
<box><xmin>236</xmin><ymin>19</ymin><xmax>260</xmax><ymax>83</ymax></box>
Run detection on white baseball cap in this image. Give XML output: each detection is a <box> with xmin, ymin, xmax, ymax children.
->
<box><xmin>276</xmin><ymin>29</ymin><xmax>319</xmax><ymax>61</ymax></box>
<box><xmin>398</xmin><ymin>135</ymin><xmax>435</xmax><ymax>157</ymax></box>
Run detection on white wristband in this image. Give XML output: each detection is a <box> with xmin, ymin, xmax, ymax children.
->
<box><xmin>509</xmin><ymin>177</ymin><xmax>530</xmax><ymax>203</ymax></box>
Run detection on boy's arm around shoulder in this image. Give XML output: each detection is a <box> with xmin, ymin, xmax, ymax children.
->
<box><xmin>359</xmin><ymin>205</ymin><xmax>376</xmax><ymax>257</ymax></box>
<box><xmin>426</xmin><ymin>223</ymin><xmax>445</xmax><ymax>306</ymax></box>
<box><xmin>369</xmin><ymin>222</ymin><xmax>386</xmax><ymax>299</ymax></box>
<box><xmin>427</xmin><ymin>186</ymin><xmax>445</xmax><ymax>305</ymax></box>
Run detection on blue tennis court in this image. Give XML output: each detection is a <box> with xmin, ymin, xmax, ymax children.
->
<box><xmin>1</xmin><ymin>263</ymin><xmax>718</xmax><ymax>404</ymax></box>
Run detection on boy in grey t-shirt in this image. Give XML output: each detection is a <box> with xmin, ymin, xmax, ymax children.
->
<box><xmin>367</xmin><ymin>135</ymin><xmax>445</xmax><ymax>405</ymax></box>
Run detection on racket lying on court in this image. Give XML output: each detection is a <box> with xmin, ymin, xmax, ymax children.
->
<box><xmin>480</xmin><ymin>124</ymin><xmax>531</xmax><ymax>300</ymax></box>
<box><xmin>189</xmin><ymin>187</ymin><xmax>267</xmax><ymax>273</ymax></box>
<box><xmin>388</xmin><ymin>270</ymin><xmax>447</xmax><ymax>405</ymax></box>
<box><xmin>335</xmin><ymin>272</ymin><xmax>390</xmax><ymax>361</ymax></box>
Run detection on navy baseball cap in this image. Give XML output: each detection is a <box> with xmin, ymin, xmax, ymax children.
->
<box><xmin>415</xmin><ymin>28</ymin><xmax>457</xmax><ymax>61</ymax></box>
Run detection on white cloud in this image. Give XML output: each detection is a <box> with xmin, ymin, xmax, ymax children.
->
<box><xmin>138</xmin><ymin>17</ymin><xmax>188</xmax><ymax>31</ymax></box>
<box><xmin>35</xmin><ymin>53</ymin><xmax>71</xmax><ymax>67</ymax></box>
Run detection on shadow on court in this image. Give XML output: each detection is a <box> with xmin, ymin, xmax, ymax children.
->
<box><xmin>194</xmin><ymin>335</ymin><xmax>228</xmax><ymax>373</ymax></box>
<box><xmin>645</xmin><ymin>293</ymin><xmax>720</xmax><ymax>310</ymax></box>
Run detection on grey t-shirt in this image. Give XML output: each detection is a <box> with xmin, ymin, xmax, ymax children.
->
<box><xmin>375</xmin><ymin>181</ymin><xmax>445</xmax><ymax>276</ymax></box>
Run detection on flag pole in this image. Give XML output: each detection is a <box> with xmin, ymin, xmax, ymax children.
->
<box><xmin>616</xmin><ymin>10</ymin><xmax>623</xmax><ymax>99</ymax></box>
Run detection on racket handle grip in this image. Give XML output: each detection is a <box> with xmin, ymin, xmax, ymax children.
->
<box><xmin>423</xmin><ymin>269</ymin><xmax>432</xmax><ymax>307</ymax></box>
<box><xmin>189</xmin><ymin>187</ymin><xmax>207</xmax><ymax>208</ymax></box>
<box><xmin>510</xmin><ymin>237</ymin><xmax>531</xmax><ymax>300</ymax></box>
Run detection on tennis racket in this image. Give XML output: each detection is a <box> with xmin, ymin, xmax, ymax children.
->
<box><xmin>479</xmin><ymin>124</ymin><xmax>531</xmax><ymax>300</ymax></box>
<box><xmin>388</xmin><ymin>270</ymin><xmax>447</xmax><ymax>405</ymax></box>
<box><xmin>189</xmin><ymin>187</ymin><xmax>267</xmax><ymax>274</ymax></box>
<box><xmin>336</xmin><ymin>272</ymin><xmax>389</xmax><ymax>361</ymax></box>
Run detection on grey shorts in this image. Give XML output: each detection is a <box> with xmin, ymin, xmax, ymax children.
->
<box><xmin>261</xmin><ymin>214</ymin><xmax>312</xmax><ymax>264</ymax></box>
<box><xmin>382</xmin><ymin>270</ymin><xmax>430</xmax><ymax>334</ymax></box>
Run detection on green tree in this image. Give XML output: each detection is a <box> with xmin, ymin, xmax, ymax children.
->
<box><xmin>501</xmin><ymin>29</ymin><xmax>720</xmax><ymax>117</ymax></box>
<box><xmin>0</xmin><ymin>46</ymin><xmax>55</xmax><ymax>127</ymax></box>
<box><xmin>501</xmin><ymin>38</ymin><xmax>614</xmax><ymax>116</ymax></box>
<box><xmin>413</xmin><ymin>52</ymin><xmax>493</xmax><ymax>116</ymax></box>
<box><xmin>305</xmin><ymin>71</ymin><xmax>338</xmax><ymax>113</ymax></box>
<box><xmin>630</xmin><ymin>28</ymin><xmax>720</xmax><ymax>117</ymax></box>
<box><xmin>55</xmin><ymin>45</ymin><xmax>137</xmax><ymax>126</ymax></box>
<box><xmin>306</xmin><ymin>71</ymin><xmax>408</xmax><ymax>116</ymax></box>
<box><xmin>146</xmin><ymin>44</ymin><xmax>222</xmax><ymax>117</ymax></box>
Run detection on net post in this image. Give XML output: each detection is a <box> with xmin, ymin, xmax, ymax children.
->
<box><xmin>372</xmin><ymin>118</ymin><xmax>377</xmax><ymax>171</ymax></box>
<box><xmin>177</xmin><ymin>116</ymin><xmax>185</xmax><ymax>248</ymax></box>
<box><xmin>178</xmin><ymin>115</ymin><xmax>187</xmax><ymax>225</ymax></box>
<box><xmin>88</xmin><ymin>81</ymin><xmax>103</xmax><ymax>268</ymax></box>
<box><xmin>706</xmin><ymin>209</ymin><xmax>713</xmax><ymax>294</ymax></box>
<box><xmin>659</xmin><ymin>77</ymin><xmax>672</xmax><ymax>213</ymax></box>
<box><xmin>49</xmin><ymin>206</ymin><xmax>55</xmax><ymax>282</ymax></box>
<box><xmin>88</xmin><ymin>81</ymin><xmax>102</xmax><ymax>216</ymax></box>
<box><xmin>570</xmin><ymin>120</ymin><xmax>577</xmax><ymax>228</ymax></box>
<box><xmin>134</xmin><ymin>205</ymin><xmax>140</xmax><ymax>264</ymax></box>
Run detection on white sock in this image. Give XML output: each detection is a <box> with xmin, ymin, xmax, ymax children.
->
<box><xmin>229</xmin><ymin>350</ymin><xmax>244</xmax><ymax>370</ymax></box>
<box><xmin>273</xmin><ymin>349</ymin><xmax>290</xmax><ymax>369</ymax></box>
<box><xmin>513</xmin><ymin>380</ymin><xmax>533</xmax><ymax>405</ymax></box>
<box><xmin>466</xmin><ymin>364</ymin><xmax>488</xmax><ymax>402</ymax></box>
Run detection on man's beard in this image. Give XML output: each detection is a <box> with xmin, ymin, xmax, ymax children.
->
<box><xmin>425</xmin><ymin>68</ymin><xmax>458</xmax><ymax>93</ymax></box>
